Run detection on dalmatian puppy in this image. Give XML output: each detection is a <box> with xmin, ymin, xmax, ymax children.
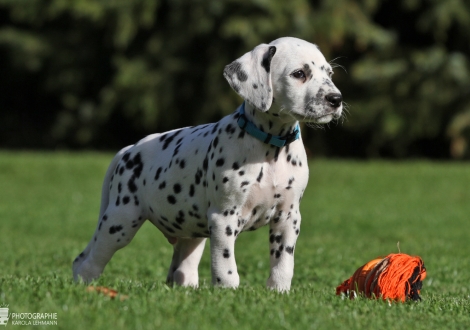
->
<box><xmin>73</xmin><ymin>36</ymin><xmax>342</xmax><ymax>292</ymax></box>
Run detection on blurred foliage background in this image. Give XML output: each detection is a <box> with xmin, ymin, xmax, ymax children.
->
<box><xmin>1</xmin><ymin>0</ymin><xmax>470</xmax><ymax>159</ymax></box>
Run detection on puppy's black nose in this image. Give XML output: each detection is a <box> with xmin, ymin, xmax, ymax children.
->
<box><xmin>325</xmin><ymin>93</ymin><xmax>342</xmax><ymax>108</ymax></box>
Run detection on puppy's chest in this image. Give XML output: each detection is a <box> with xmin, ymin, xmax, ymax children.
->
<box><xmin>214</xmin><ymin>142</ymin><xmax>308</xmax><ymax>229</ymax></box>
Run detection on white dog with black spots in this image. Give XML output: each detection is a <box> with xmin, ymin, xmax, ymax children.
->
<box><xmin>73</xmin><ymin>36</ymin><xmax>343</xmax><ymax>292</ymax></box>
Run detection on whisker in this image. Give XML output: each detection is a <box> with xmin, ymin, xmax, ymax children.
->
<box><xmin>329</xmin><ymin>56</ymin><xmax>348</xmax><ymax>74</ymax></box>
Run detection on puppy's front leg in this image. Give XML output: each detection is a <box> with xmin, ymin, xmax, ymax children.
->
<box><xmin>267</xmin><ymin>211</ymin><xmax>301</xmax><ymax>292</ymax></box>
<box><xmin>208</xmin><ymin>210</ymin><xmax>240</xmax><ymax>288</ymax></box>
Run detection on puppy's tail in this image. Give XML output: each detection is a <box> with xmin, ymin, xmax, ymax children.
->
<box><xmin>98</xmin><ymin>145</ymin><xmax>134</xmax><ymax>219</ymax></box>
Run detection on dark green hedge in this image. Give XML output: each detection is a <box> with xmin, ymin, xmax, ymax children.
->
<box><xmin>1</xmin><ymin>0</ymin><xmax>469</xmax><ymax>158</ymax></box>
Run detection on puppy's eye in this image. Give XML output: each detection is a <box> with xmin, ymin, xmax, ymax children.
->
<box><xmin>291</xmin><ymin>70</ymin><xmax>306</xmax><ymax>82</ymax></box>
<box><xmin>328</xmin><ymin>71</ymin><xmax>334</xmax><ymax>78</ymax></box>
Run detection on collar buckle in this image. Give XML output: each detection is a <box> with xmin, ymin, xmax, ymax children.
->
<box><xmin>280</xmin><ymin>127</ymin><xmax>300</xmax><ymax>145</ymax></box>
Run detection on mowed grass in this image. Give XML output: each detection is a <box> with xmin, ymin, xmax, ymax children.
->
<box><xmin>0</xmin><ymin>151</ymin><xmax>469</xmax><ymax>329</ymax></box>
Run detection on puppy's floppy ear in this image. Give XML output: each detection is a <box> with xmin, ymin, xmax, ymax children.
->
<box><xmin>223</xmin><ymin>44</ymin><xmax>277</xmax><ymax>112</ymax></box>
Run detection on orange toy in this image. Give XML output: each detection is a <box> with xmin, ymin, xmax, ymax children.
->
<box><xmin>336</xmin><ymin>253</ymin><xmax>426</xmax><ymax>302</ymax></box>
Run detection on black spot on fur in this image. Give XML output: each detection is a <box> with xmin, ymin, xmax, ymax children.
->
<box><xmin>173</xmin><ymin>183</ymin><xmax>182</xmax><ymax>194</ymax></box>
<box><xmin>167</xmin><ymin>195</ymin><xmax>177</xmax><ymax>204</ymax></box>
<box><xmin>211</xmin><ymin>123</ymin><xmax>219</xmax><ymax>135</ymax></box>
<box><xmin>128</xmin><ymin>175</ymin><xmax>138</xmax><ymax>193</ymax></box>
<box><xmin>232</xmin><ymin>162</ymin><xmax>240</xmax><ymax>170</ymax></box>
<box><xmin>189</xmin><ymin>184</ymin><xmax>195</xmax><ymax>197</ymax></box>
<box><xmin>173</xmin><ymin>145</ymin><xmax>181</xmax><ymax>158</ymax></box>
<box><xmin>109</xmin><ymin>225</ymin><xmax>123</xmax><ymax>234</ymax></box>
<box><xmin>225</xmin><ymin>124</ymin><xmax>236</xmax><ymax>134</ymax></box>
<box><xmin>176</xmin><ymin>211</ymin><xmax>185</xmax><ymax>224</ymax></box>
<box><xmin>216</xmin><ymin>158</ymin><xmax>225</xmax><ymax>167</ymax></box>
<box><xmin>123</xmin><ymin>196</ymin><xmax>130</xmax><ymax>204</ymax></box>
<box><xmin>226</xmin><ymin>226</ymin><xmax>233</xmax><ymax>236</ymax></box>
<box><xmin>133</xmin><ymin>165</ymin><xmax>142</xmax><ymax>178</ymax></box>
<box><xmin>132</xmin><ymin>153</ymin><xmax>143</xmax><ymax>177</ymax></box>
<box><xmin>225</xmin><ymin>61</ymin><xmax>248</xmax><ymax>82</ymax></box>
<box><xmin>125</xmin><ymin>159</ymin><xmax>134</xmax><ymax>169</ymax></box>
<box><xmin>261</xmin><ymin>46</ymin><xmax>277</xmax><ymax>73</ymax></box>
<box><xmin>256</xmin><ymin>167</ymin><xmax>263</xmax><ymax>182</ymax></box>
<box><xmin>159</xmin><ymin>181</ymin><xmax>166</xmax><ymax>189</ymax></box>
<box><xmin>285</xmin><ymin>246</ymin><xmax>294</xmax><ymax>255</ymax></box>
<box><xmin>195</xmin><ymin>169</ymin><xmax>202</xmax><ymax>185</ymax></box>
<box><xmin>223</xmin><ymin>249</ymin><xmax>230</xmax><ymax>258</ymax></box>
<box><xmin>162</xmin><ymin>130</ymin><xmax>183</xmax><ymax>150</ymax></box>
<box><xmin>223</xmin><ymin>177</ymin><xmax>229</xmax><ymax>183</ymax></box>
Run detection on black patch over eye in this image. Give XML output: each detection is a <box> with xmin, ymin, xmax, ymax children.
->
<box><xmin>291</xmin><ymin>70</ymin><xmax>306</xmax><ymax>81</ymax></box>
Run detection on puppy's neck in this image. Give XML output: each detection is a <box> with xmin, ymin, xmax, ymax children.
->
<box><xmin>243</xmin><ymin>102</ymin><xmax>299</xmax><ymax>138</ymax></box>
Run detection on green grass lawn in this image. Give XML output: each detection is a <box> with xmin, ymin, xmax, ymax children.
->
<box><xmin>0</xmin><ymin>152</ymin><xmax>469</xmax><ymax>329</ymax></box>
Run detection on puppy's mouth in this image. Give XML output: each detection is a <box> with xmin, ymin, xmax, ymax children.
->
<box><xmin>300</xmin><ymin>90</ymin><xmax>343</xmax><ymax>124</ymax></box>
<box><xmin>296</xmin><ymin>105</ymin><xmax>342</xmax><ymax>124</ymax></box>
<box><xmin>313</xmin><ymin>110</ymin><xmax>342</xmax><ymax>123</ymax></box>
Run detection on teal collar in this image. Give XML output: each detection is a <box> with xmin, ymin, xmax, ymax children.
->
<box><xmin>236</xmin><ymin>102</ymin><xmax>301</xmax><ymax>148</ymax></box>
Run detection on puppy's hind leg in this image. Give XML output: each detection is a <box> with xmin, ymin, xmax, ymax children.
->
<box><xmin>166</xmin><ymin>238</ymin><xmax>206</xmax><ymax>287</ymax></box>
<box><xmin>73</xmin><ymin>146</ymin><xmax>135</xmax><ymax>282</ymax></box>
<box><xmin>73</xmin><ymin>205</ymin><xmax>145</xmax><ymax>282</ymax></box>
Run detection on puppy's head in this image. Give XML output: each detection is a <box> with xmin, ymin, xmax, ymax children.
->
<box><xmin>224</xmin><ymin>37</ymin><xmax>343</xmax><ymax>124</ymax></box>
